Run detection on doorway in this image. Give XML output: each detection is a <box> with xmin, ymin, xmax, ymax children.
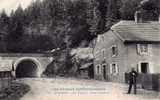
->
<box><xmin>88</xmin><ymin>64</ymin><xmax>94</xmax><ymax>79</ymax></box>
<box><xmin>103</xmin><ymin>65</ymin><xmax>107</xmax><ymax>80</ymax></box>
<box><xmin>141</xmin><ymin>63</ymin><xmax>149</xmax><ymax>73</ymax></box>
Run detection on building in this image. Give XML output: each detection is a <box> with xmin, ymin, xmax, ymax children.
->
<box><xmin>0</xmin><ymin>60</ymin><xmax>12</xmax><ymax>90</ymax></box>
<box><xmin>71</xmin><ymin>47</ymin><xmax>94</xmax><ymax>79</ymax></box>
<box><xmin>93</xmin><ymin>11</ymin><xmax>160</xmax><ymax>83</ymax></box>
<box><xmin>79</xmin><ymin>63</ymin><xmax>94</xmax><ymax>79</ymax></box>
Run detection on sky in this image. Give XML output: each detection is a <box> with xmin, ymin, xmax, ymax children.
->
<box><xmin>0</xmin><ymin>0</ymin><xmax>34</xmax><ymax>15</ymax></box>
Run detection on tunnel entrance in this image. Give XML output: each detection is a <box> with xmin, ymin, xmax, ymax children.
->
<box><xmin>16</xmin><ymin>60</ymin><xmax>38</xmax><ymax>78</ymax></box>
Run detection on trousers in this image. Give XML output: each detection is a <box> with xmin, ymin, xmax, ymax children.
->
<box><xmin>127</xmin><ymin>83</ymin><xmax>137</xmax><ymax>94</ymax></box>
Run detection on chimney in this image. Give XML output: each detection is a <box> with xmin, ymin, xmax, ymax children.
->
<box><xmin>134</xmin><ymin>11</ymin><xmax>143</xmax><ymax>23</ymax></box>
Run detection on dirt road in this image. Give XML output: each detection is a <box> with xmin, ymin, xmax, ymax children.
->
<box><xmin>16</xmin><ymin>78</ymin><xmax>160</xmax><ymax>100</ymax></box>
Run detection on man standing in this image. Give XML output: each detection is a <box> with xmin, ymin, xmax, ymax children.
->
<box><xmin>127</xmin><ymin>68</ymin><xmax>138</xmax><ymax>94</ymax></box>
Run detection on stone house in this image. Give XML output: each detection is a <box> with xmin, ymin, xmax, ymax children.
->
<box><xmin>93</xmin><ymin>12</ymin><xmax>160</xmax><ymax>83</ymax></box>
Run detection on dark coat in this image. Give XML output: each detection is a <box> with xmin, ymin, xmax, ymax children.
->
<box><xmin>129</xmin><ymin>71</ymin><xmax>138</xmax><ymax>84</ymax></box>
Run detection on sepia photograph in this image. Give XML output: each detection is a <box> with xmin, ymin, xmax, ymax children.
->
<box><xmin>0</xmin><ymin>0</ymin><xmax>160</xmax><ymax>100</ymax></box>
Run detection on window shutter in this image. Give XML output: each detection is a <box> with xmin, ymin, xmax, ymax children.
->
<box><xmin>136</xmin><ymin>64</ymin><xmax>139</xmax><ymax>73</ymax></box>
<box><xmin>110</xmin><ymin>64</ymin><xmax>112</xmax><ymax>74</ymax></box>
<box><xmin>137</xmin><ymin>44</ymin><xmax>141</xmax><ymax>54</ymax></box>
<box><xmin>149</xmin><ymin>62</ymin><xmax>154</xmax><ymax>73</ymax></box>
<box><xmin>116</xmin><ymin>46</ymin><xmax>118</xmax><ymax>56</ymax></box>
<box><xmin>99</xmin><ymin>65</ymin><xmax>101</xmax><ymax>74</ymax></box>
<box><xmin>115</xmin><ymin>64</ymin><xmax>119</xmax><ymax>74</ymax></box>
<box><xmin>138</xmin><ymin>63</ymin><xmax>141</xmax><ymax>73</ymax></box>
<box><xmin>96</xmin><ymin>66</ymin><xmax>98</xmax><ymax>74</ymax></box>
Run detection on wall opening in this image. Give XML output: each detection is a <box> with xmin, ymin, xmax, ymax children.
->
<box><xmin>88</xmin><ymin>64</ymin><xmax>94</xmax><ymax>79</ymax></box>
<box><xmin>16</xmin><ymin>60</ymin><xmax>38</xmax><ymax>78</ymax></box>
<box><xmin>141</xmin><ymin>63</ymin><xmax>149</xmax><ymax>73</ymax></box>
<box><xmin>102</xmin><ymin>65</ymin><xmax>107</xmax><ymax>80</ymax></box>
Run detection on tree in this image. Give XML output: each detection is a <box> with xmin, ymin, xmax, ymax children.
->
<box><xmin>140</xmin><ymin>0</ymin><xmax>159</xmax><ymax>20</ymax></box>
<box><xmin>0</xmin><ymin>10</ymin><xmax>9</xmax><ymax>52</ymax></box>
<box><xmin>120</xmin><ymin>0</ymin><xmax>141</xmax><ymax>20</ymax></box>
<box><xmin>6</xmin><ymin>5</ymin><xmax>25</xmax><ymax>52</ymax></box>
<box><xmin>86</xmin><ymin>0</ymin><xmax>100</xmax><ymax>35</ymax></box>
<box><xmin>0</xmin><ymin>10</ymin><xmax>10</xmax><ymax>32</ymax></box>
<box><xmin>97</xmin><ymin>0</ymin><xmax>109</xmax><ymax>33</ymax></box>
<box><xmin>105</xmin><ymin>0</ymin><xmax>121</xmax><ymax>31</ymax></box>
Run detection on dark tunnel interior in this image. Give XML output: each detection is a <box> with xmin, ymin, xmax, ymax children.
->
<box><xmin>16</xmin><ymin>60</ymin><xmax>38</xmax><ymax>78</ymax></box>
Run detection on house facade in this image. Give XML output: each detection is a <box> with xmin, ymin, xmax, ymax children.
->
<box><xmin>93</xmin><ymin>13</ymin><xmax>160</xmax><ymax>83</ymax></box>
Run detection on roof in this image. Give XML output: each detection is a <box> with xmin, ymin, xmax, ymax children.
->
<box><xmin>71</xmin><ymin>48</ymin><xmax>94</xmax><ymax>59</ymax></box>
<box><xmin>111</xmin><ymin>21</ymin><xmax>160</xmax><ymax>43</ymax></box>
<box><xmin>80</xmin><ymin>63</ymin><xmax>93</xmax><ymax>69</ymax></box>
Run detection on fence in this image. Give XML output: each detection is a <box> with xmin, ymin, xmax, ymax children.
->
<box><xmin>125</xmin><ymin>73</ymin><xmax>160</xmax><ymax>91</ymax></box>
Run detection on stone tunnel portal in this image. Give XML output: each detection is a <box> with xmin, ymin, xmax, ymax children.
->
<box><xmin>16</xmin><ymin>60</ymin><xmax>38</xmax><ymax>78</ymax></box>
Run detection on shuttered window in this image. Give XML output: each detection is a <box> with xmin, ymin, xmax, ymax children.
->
<box><xmin>137</xmin><ymin>44</ymin><xmax>151</xmax><ymax>55</ymax></box>
<box><xmin>112</xmin><ymin>45</ymin><xmax>118</xmax><ymax>57</ymax></box>
<box><xmin>110</xmin><ymin>63</ymin><xmax>119</xmax><ymax>75</ymax></box>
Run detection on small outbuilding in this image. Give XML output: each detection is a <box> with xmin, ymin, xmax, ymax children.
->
<box><xmin>79</xmin><ymin>63</ymin><xmax>94</xmax><ymax>79</ymax></box>
<box><xmin>0</xmin><ymin>60</ymin><xmax>13</xmax><ymax>91</ymax></box>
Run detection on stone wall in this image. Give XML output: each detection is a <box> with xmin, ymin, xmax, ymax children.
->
<box><xmin>0</xmin><ymin>53</ymin><xmax>53</xmax><ymax>77</ymax></box>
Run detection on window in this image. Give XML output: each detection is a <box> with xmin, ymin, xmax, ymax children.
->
<box><xmin>102</xmin><ymin>64</ymin><xmax>107</xmax><ymax>80</ymax></box>
<box><xmin>111</xmin><ymin>45</ymin><xmax>118</xmax><ymax>57</ymax></box>
<box><xmin>137</xmin><ymin>44</ymin><xmax>149</xmax><ymax>54</ymax></box>
<box><xmin>138</xmin><ymin>62</ymin><xmax>154</xmax><ymax>73</ymax></box>
<box><xmin>110</xmin><ymin>63</ymin><xmax>118</xmax><ymax>75</ymax></box>
<box><xmin>112</xmin><ymin>64</ymin><xmax>116</xmax><ymax>74</ymax></box>
<box><xmin>141</xmin><ymin>63</ymin><xmax>149</xmax><ymax>73</ymax></box>
<box><xmin>97</xmin><ymin>66</ymin><xmax>99</xmax><ymax>74</ymax></box>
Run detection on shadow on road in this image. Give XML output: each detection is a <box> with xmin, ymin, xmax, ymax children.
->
<box><xmin>0</xmin><ymin>81</ymin><xmax>30</xmax><ymax>100</ymax></box>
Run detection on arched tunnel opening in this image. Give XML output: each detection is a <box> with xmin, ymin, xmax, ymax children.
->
<box><xmin>16</xmin><ymin>60</ymin><xmax>38</xmax><ymax>78</ymax></box>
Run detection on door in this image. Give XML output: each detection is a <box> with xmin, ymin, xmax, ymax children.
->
<box><xmin>141</xmin><ymin>63</ymin><xmax>149</xmax><ymax>73</ymax></box>
<box><xmin>103</xmin><ymin>65</ymin><xmax>107</xmax><ymax>80</ymax></box>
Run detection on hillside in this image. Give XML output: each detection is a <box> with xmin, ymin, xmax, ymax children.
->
<box><xmin>0</xmin><ymin>0</ymin><xmax>160</xmax><ymax>76</ymax></box>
